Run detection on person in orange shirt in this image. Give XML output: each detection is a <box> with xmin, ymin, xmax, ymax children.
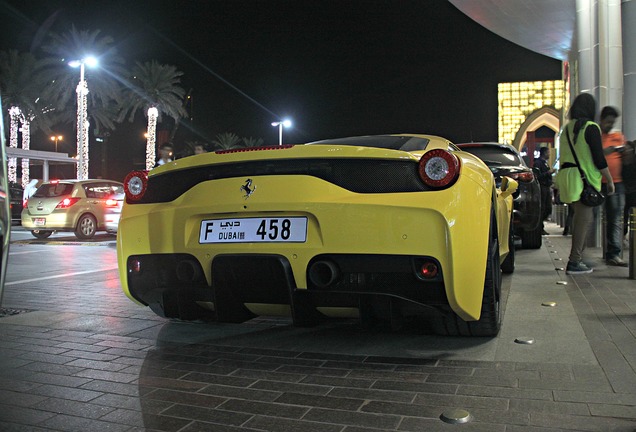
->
<box><xmin>600</xmin><ymin>106</ymin><xmax>628</xmax><ymax>267</ymax></box>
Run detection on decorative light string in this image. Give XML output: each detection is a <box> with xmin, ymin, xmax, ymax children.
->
<box><xmin>146</xmin><ymin>107</ymin><xmax>158</xmax><ymax>170</ymax></box>
<box><xmin>8</xmin><ymin>106</ymin><xmax>20</xmax><ymax>183</ymax></box>
<box><xmin>76</xmin><ymin>79</ymin><xmax>89</xmax><ymax>180</ymax></box>
<box><xmin>20</xmin><ymin>115</ymin><xmax>31</xmax><ymax>189</ymax></box>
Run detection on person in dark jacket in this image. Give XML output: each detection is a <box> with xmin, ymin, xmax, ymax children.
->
<box><xmin>534</xmin><ymin>146</ymin><xmax>554</xmax><ymax>235</ymax></box>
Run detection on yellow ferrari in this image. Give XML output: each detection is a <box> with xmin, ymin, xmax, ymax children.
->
<box><xmin>117</xmin><ymin>134</ymin><xmax>517</xmax><ymax>336</ymax></box>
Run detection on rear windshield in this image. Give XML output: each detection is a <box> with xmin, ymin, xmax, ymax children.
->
<box><xmin>84</xmin><ymin>183</ymin><xmax>124</xmax><ymax>198</ymax></box>
<box><xmin>460</xmin><ymin>146</ymin><xmax>524</xmax><ymax>166</ymax></box>
<box><xmin>33</xmin><ymin>183</ymin><xmax>74</xmax><ymax>198</ymax></box>
<box><xmin>307</xmin><ymin>135</ymin><xmax>430</xmax><ymax>151</ymax></box>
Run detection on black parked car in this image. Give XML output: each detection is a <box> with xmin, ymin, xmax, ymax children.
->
<box><xmin>456</xmin><ymin>142</ymin><xmax>543</xmax><ymax>249</ymax></box>
<box><xmin>9</xmin><ymin>184</ymin><xmax>23</xmax><ymax>225</ymax></box>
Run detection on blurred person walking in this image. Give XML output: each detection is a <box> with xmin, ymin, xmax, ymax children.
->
<box><xmin>555</xmin><ymin>93</ymin><xmax>615</xmax><ymax>275</ymax></box>
<box><xmin>599</xmin><ymin>106</ymin><xmax>628</xmax><ymax>266</ymax></box>
<box><xmin>534</xmin><ymin>146</ymin><xmax>554</xmax><ymax>235</ymax></box>
<box><xmin>155</xmin><ymin>143</ymin><xmax>173</xmax><ymax>167</ymax></box>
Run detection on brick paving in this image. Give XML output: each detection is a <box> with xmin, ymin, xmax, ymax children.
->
<box><xmin>0</xmin><ymin>225</ymin><xmax>635</xmax><ymax>431</ymax></box>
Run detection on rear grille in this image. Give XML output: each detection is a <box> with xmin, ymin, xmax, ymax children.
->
<box><xmin>138</xmin><ymin>158</ymin><xmax>429</xmax><ymax>203</ymax></box>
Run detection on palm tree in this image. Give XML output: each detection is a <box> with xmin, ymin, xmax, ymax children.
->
<box><xmin>212</xmin><ymin>132</ymin><xmax>241</xmax><ymax>150</ymax></box>
<box><xmin>42</xmin><ymin>27</ymin><xmax>126</xmax><ymax>133</ymax></box>
<box><xmin>0</xmin><ymin>50</ymin><xmax>57</xmax><ymax>186</ymax></box>
<box><xmin>41</xmin><ymin>27</ymin><xmax>127</xmax><ymax>178</ymax></box>
<box><xmin>242</xmin><ymin>137</ymin><xmax>264</xmax><ymax>147</ymax></box>
<box><xmin>118</xmin><ymin>61</ymin><xmax>187</xmax><ymax>169</ymax></box>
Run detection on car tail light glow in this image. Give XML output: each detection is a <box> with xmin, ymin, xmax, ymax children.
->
<box><xmin>509</xmin><ymin>171</ymin><xmax>534</xmax><ymax>182</ymax></box>
<box><xmin>418</xmin><ymin>149</ymin><xmax>460</xmax><ymax>188</ymax></box>
<box><xmin>105</xmin><ymin>198</ymin><xmax>118</xmax><ymax>207</ymax></box>
<box><xmin>55</xmin><ymin>197</ymin><xmax>80</xmax><ymax>209</ymax></box>
<box><xmin>124</xmin><ymin>170</ymin><xmax>149</xmax><ymax>202</ymax></box>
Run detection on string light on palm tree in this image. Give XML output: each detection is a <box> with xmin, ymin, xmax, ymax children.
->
<box><xmin>145</xmin><ymin>106</ymin><xmax>159</xmax><ymax>170</ymax></box>
<box><xmin>8</xmin><ymin>106</ymin><xmax>20</xmax><ymax>183</ymax></box>
<box><xmin>69</xmin><ymin>56</ymin><xmax>98</xmax><ymax>180</ymax></box>
<box><xmin>20</xmin><ymin>114</ymin><xmax>32</xmax><ymax>188</ymax></box>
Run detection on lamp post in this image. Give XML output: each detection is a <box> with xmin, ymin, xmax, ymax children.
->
<box><xmin>69</xmin><ymin>56</ymin><xmax>97</xmax><ymax>180</ymax></box>
<box><xmin>50</xmin><ymin>135</ymin><xmax>63</xmax><ymax>152</ymax></box>
<box><xmin>271</xmin><ymin>119</ymin><xmax>292</xmax><ymax>145</ymax></box>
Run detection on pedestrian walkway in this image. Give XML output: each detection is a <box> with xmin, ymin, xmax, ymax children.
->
<box><xmin>0</xmin><ymin>224</ymin><xmax>634</xmax><ymax>431</ymax></box>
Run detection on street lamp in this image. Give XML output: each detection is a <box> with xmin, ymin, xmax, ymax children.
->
<box><xmin>271</xmin><ymin>119</ymin><xmax>292</xmax><ymax>145</ymax></box>
<box><xmin>50</xmin><ymin>135</ymin><xmax>63</xmax><ymax>152</ymax></box>
<box><xmin>69</xmin><ymin>56</ymin><xmax>98</xmax><ymax>180</ymax></box>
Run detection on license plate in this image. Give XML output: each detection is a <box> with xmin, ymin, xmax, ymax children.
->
<box><xmin>33</xmin><ymin>218</ymin><xmax>46</xmax><ymax>227</ymax></box>
<box><xmin>199</xmin><ymin>217</ymin><xmax>307</xmax><ymax>243</ymax></box>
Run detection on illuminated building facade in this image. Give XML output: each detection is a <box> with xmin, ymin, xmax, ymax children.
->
<box><xmin>498</xmin><ymin>80</ymin><xmax>566</xmax><ymax>146</ymax></box>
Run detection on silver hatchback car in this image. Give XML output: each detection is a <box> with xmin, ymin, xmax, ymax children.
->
<box><xmin>22</xmin><ymin>179</ymin><xmax>124</xmax><ymax>239</ymax></box>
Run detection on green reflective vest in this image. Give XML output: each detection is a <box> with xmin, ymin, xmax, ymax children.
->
<box><xmin>555</xmin><ymin>120</ymin><xmax>603</xmax><ymax>204</ymax></box>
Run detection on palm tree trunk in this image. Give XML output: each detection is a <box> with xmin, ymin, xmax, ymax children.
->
<box><xmin>8</xmin><ymin>106</ymin><xmax>20</xmax><ymax>183</ymax></box>
<box><xmin>20</xmin><ymin>117</ymin><xmax>31</xmax><ymax>188</ymax></box>
<box><xmin>146</xmin><ymin>107</ymin><xmax>159</xmax><ymax>170</ymax></box>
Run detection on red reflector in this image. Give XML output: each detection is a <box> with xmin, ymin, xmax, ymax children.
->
<box><xmin>420</xmin><ymin>262</ymin><xmax>439</xmax><ymax>279</ymax></box>
<box><xmin>129</xmin><ymin>259</ymin><xmax>142</xmax><ymax>273</ymax></box>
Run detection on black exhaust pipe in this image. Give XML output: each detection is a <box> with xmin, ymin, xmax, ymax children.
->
<box><xmin>308</xmin><ymin>260</ymin><xmax>340</xmax><ymax>288</ymax></box>
<box><xmin>176</xmin><ymin>259</ymin><xmax>203</xmax><ymax>282</ymax></box>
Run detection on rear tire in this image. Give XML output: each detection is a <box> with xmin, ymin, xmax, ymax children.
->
<box><xmin>75</xmin><ymin>214</ymin><xmax>97</xmax><ymax>239</ymax></box>
<box><xmin>501</xmin><ymin>216</ymin><xmax>515</xmax><ymax>274</ymax></box>
<box><xmin>442</xmin><ymin>205</ymin><xmax>502</xmax><ymax>336</ymax></box>
<box><xmin>520</xmin><ymin>225</ymin><xmax>542</xmax><ymax>249</ymax></box>
<box><xmin>31</xmin><ymin>230</ymin><xmax>53</xmax><ymax>239</ymax></box>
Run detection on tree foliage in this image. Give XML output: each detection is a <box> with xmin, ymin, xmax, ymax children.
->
<box><xmin>212</xmin><ymin>132</ymin><xmax>241</xmax><ymax>150</ymax></box>
<box><xmin>118</xmin><ymin>60</ymin><xmax>188</xmax><ymax>124</ymax></box>
<box><xmin>0</xmin><ymin>49</ymin><xmax>57</xmax><ymax>133</ymax></box>
<box><xmin>41</xmin><ymin>26</ymin><xmax>127</xmax><ymax>134</ymax></box>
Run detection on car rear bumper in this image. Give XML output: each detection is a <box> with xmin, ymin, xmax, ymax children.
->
<box><xmin>21</xmin><ymin>213</ymin><xmax>76</xmax><ymax>231</ymax></box>
<box><xmin>117</xmin><ymin>174</ymin><xmax>496</xmax><ymax>321</ymax></box>
<box><xmin>124</xmin><ymin>252</ymin><xmax>450</xmax><ymax>325</ymax></box>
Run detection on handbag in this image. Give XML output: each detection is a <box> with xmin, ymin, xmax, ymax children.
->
<box><xmin>564</xmin><ymin>128</ymin><xmax>605</xmax><ymax>207</ymax></box>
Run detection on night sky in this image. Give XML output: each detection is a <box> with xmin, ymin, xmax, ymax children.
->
<box><xmin>1</xmin><ymin>0</ymin><xmax>562</xmax><ymax>181</ymax></box>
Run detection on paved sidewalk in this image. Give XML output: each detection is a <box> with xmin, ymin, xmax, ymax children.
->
<box><xmin>0</xmin><ymin>225</ymin><xmax>635</xmax><ymax>431</ymax></box>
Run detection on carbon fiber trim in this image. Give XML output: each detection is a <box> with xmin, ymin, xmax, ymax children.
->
<box><xmin>136</xmin><ymin>158</ymin><xmax>429</xmax><ymax>203</ymax></box>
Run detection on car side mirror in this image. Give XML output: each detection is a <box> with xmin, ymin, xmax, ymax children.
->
<box><xmin>500</xmin><ymin>176</ymin><xmax>518</xmax><ymax>198</ymax></box>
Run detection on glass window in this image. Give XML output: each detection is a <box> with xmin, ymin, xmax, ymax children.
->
<box><xmin>33</xmin><ymin>183</ymin><xmax>74</xmax><ymax>198</ymax></box>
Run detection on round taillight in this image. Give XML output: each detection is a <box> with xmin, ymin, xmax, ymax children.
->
<box><xmin>418</xmin><ymin>149</ymin><xmax>460</xmax><ymax>188</ymax></box>
<box><xmin>124</xmin><ymin>170</ymin><xmax>148</xmax><ymax>202</ymax></box>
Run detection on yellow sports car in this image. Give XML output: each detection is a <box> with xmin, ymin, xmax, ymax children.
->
<box><xmin>117</xmin><ymin>134</ymin><xmax>517</xmax><ymax>336</ymax></box>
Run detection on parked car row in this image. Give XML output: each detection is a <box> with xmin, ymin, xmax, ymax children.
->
<box><xmin>14</xmin><ymin>136</ymin><xmax>540</xmax><ymax>338</ymax></box>
<box><xmin>455</xmin><ymin>142</ymin><xmax>543</xmax><ymax>249</ymax></box>
<box><xmin>116</xmin><ymin>134</ymin><xmax>519</xmax><ymax>336</ymax></box>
